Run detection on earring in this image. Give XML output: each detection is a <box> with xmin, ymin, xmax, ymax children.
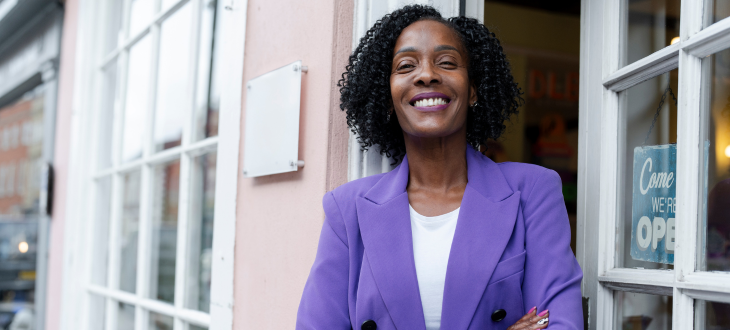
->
<box><xmin>471</xmin><ymin>101</ymin><xmax>478</xmax><ymax>107</ymax></box>
<box><xmin>387</xmin><ymin>111</ymin><xmax>392</xmax><ymax>122</ymax></box>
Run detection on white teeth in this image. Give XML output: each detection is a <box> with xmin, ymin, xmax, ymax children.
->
<box><xmin>414</xmin><ymin>98</ymin><xmax>448</xmax><ymax>107</ymax></box>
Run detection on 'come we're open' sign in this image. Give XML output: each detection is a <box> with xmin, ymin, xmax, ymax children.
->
<box><xmin>631</xmin><ymin>144</ymin><xmax>677</xmax><ymax>264</ymax></box>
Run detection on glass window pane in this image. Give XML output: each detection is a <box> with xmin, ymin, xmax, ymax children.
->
<box><xmin>194</xmin><ymin>0</ymin><xmax>221</xmax><ymax>141</ymax></box>
<box><xmin>149</xmin><ymin>311</ymin><xmax>174</xmax><ymax>330</ymax></box>
<box><xmin>154</xmin><ymin>3</ymin><xmax>193</xmax><ymax>152</ymax></box>
<box><xmin>704</xmin><ymin>0</ymin><xmax>730</xmax><ymax>28</ymax></box>
<box><xmin>123</xmin><ymin>36</ymin><xmax>152</xmax><ymax>162</ymax></box>
<box><xmin>150</xmin><ymin>160</ymin><xmax>180</xmax><ymax>303</ymax></box>
<box><xmin>623</xmin><ymin>0</ymin><xmax>681</xmax><ymax>66</ymax></box>
<box><xmin>189</xmin><ymin>325</ymin><xmax>208</xmax><ymax>330</ymax></box>
<box><xmin>696</xmin><ymin>299</ymin><xmax>730</xmax><ymax>329</ymax></box>
<box><xmin>618</xmin><ymin>69</ymin><xmax>678</xmax><ymax>269</ymax></box>
<box><xmin>106</xmin><ymin>0</ymin><xmax>125</xmax><ymax>53</ymax></box>
<box><xmin>91</xmin><ymin>177</ymin><xmax>112</xmax><ymax>286</ymax></box>
<box><xmin>120</xmin><ymin>171</ymin><xmax>141</xmax><ymax>293</ymax></box>
<box><xmin>129</xmin><ymin>0</ymin><xmax>156</xmax><ymax>37</ymax></box>
<box><xmin>615</xmin><ymin>291</ymin><xmax>672</xmax><ymax>330</ymax></box>
<box><xmin>99</xmin><ymin>62</ymin><xmax>117</xmax><ymax>170</ymax></box>
<box><xmin>117</xmin><ymin>302</ymin><xmax>135</xmax><ymax>330</ymax></box>
<box><xmin>700</xmin><ymin>48</ymin><xmax>730</xmax><ymax>272</ymax></box>
<box><xmin>185</xmin><ymin>152</ymin><xmax>216</xmax><ymax>312</ymax></box>
<box><xmin>87</xmin><ymin>294</ymin><xmax>106</xmax><ymax>330</ymax></box>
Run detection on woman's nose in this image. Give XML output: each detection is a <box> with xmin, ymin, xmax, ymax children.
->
<box><xmin>415</xmin><ymin>63</ymin><xmax>441</xmax><ymax>86</ymax></box>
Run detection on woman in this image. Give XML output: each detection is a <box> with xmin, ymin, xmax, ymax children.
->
<box><xmin>297</xmin><ymin>5</ymin><xmax>583</xmax><ymax>330</ymax></box>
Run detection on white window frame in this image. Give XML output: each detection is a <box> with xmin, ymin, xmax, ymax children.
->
<box><xmin>59</xmin><ymin>0</ymin><xmax>246</xmax><ymax>329</ymax></box>
<box><xmin>348</xmin><ymin>0</ymin><xmax>483</xmax><ymax>181</ymax></box>
<box><xmin>581</xmin><ymin>0</ymin><xmax>730</xmax><ymax>328</ymax></box>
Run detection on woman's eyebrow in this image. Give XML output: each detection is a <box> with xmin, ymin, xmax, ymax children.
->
<box><xmin>394</xmin><ymin>46</ymin><xmax>417</xmax><ymax>55</ymax></box>
<box><xmin>434</xmin><ymin>45</ymin><xmax>459</xmax><ymax>52</ymax></box>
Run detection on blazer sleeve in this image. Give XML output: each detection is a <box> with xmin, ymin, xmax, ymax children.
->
<box><xmin>522</xmin><ymin>169</ymin><xmax>584</xmax><ymax>329</ymax></box>
<box><xmin>296</xmin><ymin>191</ymin><xmax>351</xmax><ymax>329</ymax></box>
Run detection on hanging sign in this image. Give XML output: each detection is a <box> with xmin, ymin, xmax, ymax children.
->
<box><xmin>631</xmin><ymin>144</ymin><xmax>676</xmax><ymax>264</ymax></box>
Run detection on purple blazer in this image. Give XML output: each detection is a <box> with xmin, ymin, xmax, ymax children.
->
<box><xmin>297</xmin><ymin>147</ymin><xmax>583</xmax><ymax>329</ymax></box>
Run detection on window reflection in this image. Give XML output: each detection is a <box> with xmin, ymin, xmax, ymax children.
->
<box><xmin>624</xmin><ymin>0</ymin><xmax>681</xmax><ymax>66</ymax></box>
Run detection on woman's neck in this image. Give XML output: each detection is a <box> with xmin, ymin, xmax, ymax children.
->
<box><xmin>404</xmin><ymin>129</ymin><xmax>468</xmax><ymax>216</ymax></box>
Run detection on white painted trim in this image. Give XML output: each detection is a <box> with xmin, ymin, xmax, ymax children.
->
<box><xmin>88</xmin><ymin>285</ymin><xmax>211</xmax><ymax>327</ymax></box>
<box><xmin>682</xmin><ymin>16</ymin><xmax>730</xmax><ymax>58</ymax></box>
<box><xmin>599</xmin><ymin>268</ymin><xmax>675</xmax><ymax>288</ymax></box>
<box><xmin>208</xmin><ymin>0</ymin><xmax>247</xmax><ymax>328</ymax></box>
<box><xmin>602</xmin><ymin>43</ymin><xmax>679</xmax><ymax>92</ymax></box>
<box><xmin>463</xmin><ymin>0</ymin><xmax>483</xmax><ymax>23</ymax></box>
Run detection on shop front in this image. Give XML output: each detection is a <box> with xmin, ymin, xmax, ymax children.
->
<box><xmin>8</xmin><ymin>0</ymin><xmax>730</xmax><ymax>329</ymax></box>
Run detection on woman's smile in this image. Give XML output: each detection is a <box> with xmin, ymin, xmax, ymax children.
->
<box><xmin>409</xmin><ymin>92</ymin><xmax>452</xmax><ymax>111</ymax></box>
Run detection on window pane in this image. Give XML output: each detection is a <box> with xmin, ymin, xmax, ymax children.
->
<box><xmin>623</xmin><ymin>0</ymin><xmax>681</xmax><ymax>66</ymax></box>
<box><xmin>120</xmin><ymin>171</ymin><xmax>141</xmax><ymax>293</ymax></box>
<box><xmin>129</xmin><ymin>0</ymin><xmax>156</xmax><ymax>37</ymax></box>
<box><xmin>123</xmin><ymin>36</ymin><xmax>152</xmax><ymax>162</ymax></box>
<box><xmin>106</xmin><ymin>0</ymin><xmax>124</xmax><ymax>53</ymax></box>
<box><xmin>149</xmin><ymin>311</ymin><xmax>174</xmax><ymax>330</ymax></box>
<box><xmin>91</xmin><ymin>177</ymin><xmax>112</xmax><ymax>286</ymax></box>
<box><xmin>194</xmin><ymin>0</ymin><xmax>221</xmax><ymax>141</ymax></box>
<box><xmin>150</xmin><ymin>160</ymin><xmax>180</xmax><ymax>303</ymax></box>
<box><xmin>117</xmin><ymin>302</ymin><xmax>135</xmax><ymax>330</ymax></box>
<box><xmin>700</xmin><ymin>48</ymin><xmax>730</xmax><ymax>272</ymax></box>
<box><xmin>615</xmin><ymin>291</ymin><xmax>672</xmax><ymax>330</ymax></box>
<box><xmin>87</xmin><ymin>294</ymin><xmax>106</xmax><ymax>330</ymax></box>
<box><xmin>618</xmin><ymin>70</ymin><xmax>678</xmax><ymax>269</ymax></box>
<box><xmin>189</xmin><ymin>325</ymin><xmax>208</xmax><ymax>330</ymax></box>
<box><xmin>696</xmin><ymin>299</ymin><xmax>730</xmax><ymax>329</ymax></box>
<box><xmin>704</xmin><ymin>0</ymin><xmax>730</xmax><ymax>28</ymax></box>
<box><xmin>154</xmin><ymin>3</ymin><xmax>193</xmax><ymax>152</ymax></box>
<box><xmin>99</xmin><ymin>62</ymin><xmax>117</xmax><ymax>170</ymax></box>
<box><xmin>185</xmin><ymin>152</ymin><xmax>216</xmax><ymax>312</ymax></box>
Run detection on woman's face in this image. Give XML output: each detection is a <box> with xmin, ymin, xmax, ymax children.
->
<box><xmin>390</xmin><ymin>20</ymin><xmax>476</xmax><ymax>140</ymax></box>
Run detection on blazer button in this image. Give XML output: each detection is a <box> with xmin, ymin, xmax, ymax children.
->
<box><xmin>491</xmin><ymin>309</ymin><xmax>507</xmax><ymax>322</ymax></box>
<box><xmin>361</xmin><ymin>320</ymin><xmax>377</xmax><ymax>330</ymax></box>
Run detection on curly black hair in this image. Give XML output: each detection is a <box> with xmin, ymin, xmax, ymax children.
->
<box><xmin>338</xmin><ymin>4</ymin><xmax>523</xmax><ymax>162</ymax></box>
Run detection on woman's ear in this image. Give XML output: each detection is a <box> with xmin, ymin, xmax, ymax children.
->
<box><xmin>469</xmin><ymin>82</ymin><xmax>478</xmax><ymax>106</ymax></box>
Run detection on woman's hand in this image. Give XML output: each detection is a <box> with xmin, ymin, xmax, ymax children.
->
<box><xmin>507</xmin><ymin>307</ymin><xmax>549</xmax><ymax>330</ymax></box>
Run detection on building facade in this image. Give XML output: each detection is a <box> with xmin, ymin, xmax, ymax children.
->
<box><xmin>0</xmin><ymin>0</ymin><xmax>729</xmax><ymax>329</ymax></box>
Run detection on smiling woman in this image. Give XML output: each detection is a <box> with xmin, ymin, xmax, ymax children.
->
<box><xmin>297</xmin><ymin>5</ymin><xmax>583</xmax><ymax>330</ymax></box>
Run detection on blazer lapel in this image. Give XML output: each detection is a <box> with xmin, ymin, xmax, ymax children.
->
<box><xmin>356</xmin><ymin>156</ymin><xmax>427</xmax><ymax>329</ymax></box>
<box><xmin>440</xmin><ymin>148</ymin><xmax>521</xmax><ymax>329</ymax></box>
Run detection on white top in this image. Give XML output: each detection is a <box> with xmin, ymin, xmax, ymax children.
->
<box><xmin>409</xmin><ymin>205</ymin><xmax>460</xmax><ymax>330</ymax></box>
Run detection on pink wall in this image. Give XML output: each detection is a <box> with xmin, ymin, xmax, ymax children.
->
<box><xmin>234</xmin><ymin>0</ymin><xmax>352</xmax><ymax>328</ymax></box>
<box><xmin>45</xmin><ymin>0</ymin><xmax>78</xmax><ymax>328</ymax></box>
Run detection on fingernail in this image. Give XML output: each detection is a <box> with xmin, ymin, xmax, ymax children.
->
<box><xmin>538</xmin><ymin>310</ymin><xmax>548</xmax><ymax>317</ymax></box>
<box><xmin>528</xmin><ymin>306</ymin><xmax>536</xmax><ymax>314</ymax></box>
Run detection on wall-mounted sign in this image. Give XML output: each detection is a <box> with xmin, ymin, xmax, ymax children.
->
<box><xmin>631</xmin><ymin>144</ymin><xmax>676</xmax><ymax>264</ymax></box>
<box><xmin>242</xmin><ymin>61</ymin><xmax>305</xmax><ymax>177</ymax></box>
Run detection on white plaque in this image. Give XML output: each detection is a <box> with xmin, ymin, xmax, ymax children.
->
<box><xmin>242</xmin><ymin>61</ymin><xmax>303</xmax><ymax>177</ymax></box>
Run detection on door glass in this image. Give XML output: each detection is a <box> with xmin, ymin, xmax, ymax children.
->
<box><xmin>704</xmin><ymin>0</ymin><xmax>730</xmax><ymax>28</ymax></box>
<box><xmin>618</xmin><ymin>70</ymin><xmax>678</xmax><ymax>269</ymax></box>
<box><xmin>149</xmin><ymin>159</ymin><xmax>180</xmax><ymax>303</ymax></box>
<box><xmin>699</xmin><ymin>47</ymin><xmax>730</xmax><ymax>272</ymax></box>
<box><xmin>117</xmin><ymin>302</ymin><xmax>135</xmax><ymax>330</ymax></box>
<box><xmin>122</xmin><ymin>36</ymin><xmax>153</xmax><ymax>163</ymax></box>
<box><xmin>695</xmin><ymin>300</ymin><xmax>730</xmax><ymax>329</ymax></box>
<box><xmin>120</xmin><ymin>170</ymin><xmax>141</xmax><ymax>293</ymax></box>
<box><xmin>149</xmin><ymin>311</ymin><xmax>174</xmax><ymax>330</ymax></box>
<box><xmin>153</xmin><ymin>2</ymin><xmax>192</xmax><ymax>152</ymax></box>
<box><xmin>0</xmin><ymin>86</ymin><xmax>46</xmax><ymax>330</ymax></box>
<box><xmin>615</xmin><ymin>291</ymin><xmax>672</xmax><ymax>330</ymax></box>
<box><xmin>185</xmin><ymin>152</ymin><xmax>216</xmax><ymax>312</ymax></box>
<box><xmin>193</xmin><ymin>0</ymin><xmax>221</xmax><ymax>141</ymax></box>
<box><xmin>623</xmin><ymin>0</ymin><xmax>681</xmax><ymax>66</ymax></box>
<box><xmin>129</xmin><ymin>0</ymin><xmax>156</xmax><ymax>37</ymax></box>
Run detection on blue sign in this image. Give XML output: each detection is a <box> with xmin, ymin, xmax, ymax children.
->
<box><xmin>631</xmin><ymin>144</ymin><xmax>676</xmax><ymax>264</ymax></box>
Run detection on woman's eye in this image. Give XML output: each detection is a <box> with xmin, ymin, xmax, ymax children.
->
<box><xmin>398</xmin><ymin>64</ymin><xmax>414</xmax><ymax>70</ymax></box>
<box><xmin>440</xmin><ymin>61</ymin><xmax>457</xmax><ymax>66</ymax></box>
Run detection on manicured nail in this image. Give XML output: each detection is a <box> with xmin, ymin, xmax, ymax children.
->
<box><xmin>529</xmin><ymin>306</ymin><xmax>536</xmax><ymax>314</ymax></box>
<box><xmin>538</xmin><ymin>310</ymin><xmax>548</xmax><ymax>317</ymax></box>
